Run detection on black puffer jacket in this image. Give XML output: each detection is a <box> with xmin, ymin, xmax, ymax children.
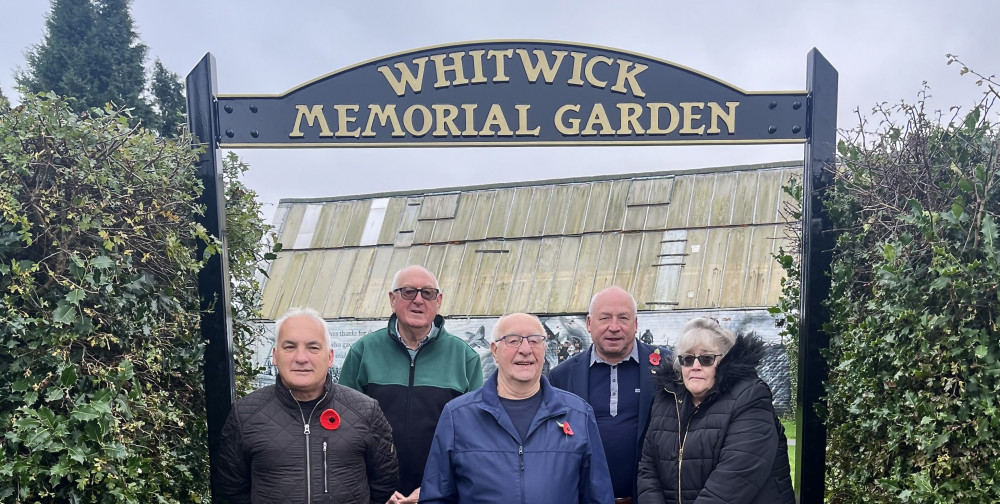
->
<box><xmin>637</xmin><ymin>334</ymin><xmax>794</xmax><ymax>504</ymax></box>
<box><xmin>217</xmin><ymin>374</ymin><xmax>398</xmax><ymax>503</ymax></box>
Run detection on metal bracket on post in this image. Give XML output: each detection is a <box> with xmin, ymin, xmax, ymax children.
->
<box><xmin>797</xmin><ymin>48</ymin><xmax>838</xmax><ymax>502</ymax></box>
<box><xmin>186</xmin><ymin>52</ymin><xmax>236</xmax><ymax>503</ymax></box>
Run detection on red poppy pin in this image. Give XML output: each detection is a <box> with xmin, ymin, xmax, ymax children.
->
<box><xmin>556</xmin><ymin>420</ymin><xmax>574</xmax><ymax>436</ymax></box>
<box><xmin>649</xmin><ymin>348</ymin><xmax>661</xmax><ymax>366</ymax></box>
<box><xmin>320</xmin><ymin>409</ymin><xmax>341</xmax><ymax>430</ymax></box>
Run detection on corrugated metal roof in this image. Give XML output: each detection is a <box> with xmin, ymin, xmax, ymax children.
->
<box><xmin>260</xmin><ymin>161</ymin><xmax>800</xmax><ymax>320</ymax></box>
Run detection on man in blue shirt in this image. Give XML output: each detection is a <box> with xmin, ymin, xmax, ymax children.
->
<box><xmin>550</xmin><ymin>286</ymin><xmax>664</xmax><ymax>504</ymax></box>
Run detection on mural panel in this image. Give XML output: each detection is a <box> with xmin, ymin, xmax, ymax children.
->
<box><xmin>253</xmin><ymin>308</ymin><xmax>792</xmax><ymax>414</ymax></box>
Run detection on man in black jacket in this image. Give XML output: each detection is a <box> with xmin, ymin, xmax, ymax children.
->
<box><xmin>218</xmin><ymin>307</ymin><xmax>398</xmax><ymax>503</ymax></box>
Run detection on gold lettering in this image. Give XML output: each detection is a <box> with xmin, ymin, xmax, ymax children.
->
<box><xmin>680</xmin><ymin>102</ymin><xmax>705</xmax><ymax>134</ymax></box>
<box><xmin>468</xmin><ymin>50</ymin><xmax>488</xmax><ymax>84</ymax></box>
<box><xmin>611</xmin><ymin>60</ymin><xmax>647</xmax><ymax>98</ymax></box>
<box><xmin>514</xmin><ymin>104</ymin><xmax>540</xmax><ymax>136</ymax></box>
<box><xmin>487</xmin><ymin>49</ymin><xmax>514</xmax><ymax>82</ymax></box>
<box><xmin>430</xmin><ymin>51</ymin><xmax>470</xmax><ymax>89</ymax></box>
<box><xmin>567</xmin><ymin>52</ymin><xmax>587</xmax><ymax>86</ymax></box>
<box><xmin>582</xmin><ymin>103</ymin><xmax>614</xmax><ymax>136</ymax></box>
<box><xmin>555</xmin><ymin>104</ymin><xmax>581</xmax><ymax>135</ymax></box>
<box><xmin>432</xmin><ymin>104</ymin><xmax>461</xmax><ymax>137</ymax></box>
<box><xmin>461</xmin><ymin>104</ymin><xmax>478</xmax><ymax>136</ymax></box>
<box><xmin>616</xmin><ymin>103</ymin><xmax>645</xmax><ymax>135</ymax></box>
<box><xmin>362</xmin><ymin>104</ymin><xmax>405</xmax><ymax>137</ymax></box>
<box><xmin>333</xmin><ymin>104</ymin><xmax>361</xmax><ymax>137</ymax></box>
<box><xmin>707</xmin><ymin>101</ymin><xmax>739</xmax><ymax>134</ymax></box>
<box><xmin>479</xmin><ymin>104</ymin><xmax>513</xmax><ymax>136</ymax></box>
<box><xmin>377</xmin><ymin>57</ymin><xmax>428</xmax><ymax>97</ymax></box>
<box><xmin>647</xmin><ymin>103</ymin><xmax>679</xmax><ymax>134</ymax></box>
<box><xmin>585</xmin><ymin>55</ymin><xmax>614</xmax><ymax>88</ymax></box>
<box><xmin>403</xmin><ymin>105</ymin><xmax>432</xmax><ymax>137</ymax></box>
<box><xmin>516</xmin><ymin>49</ymin><xmax>567</xmax><ymax>84</ymax></box>
<box><xmin>289</xmin><ymin>104</ymin><xmax>333</xmax><ymax>138</ymax></box>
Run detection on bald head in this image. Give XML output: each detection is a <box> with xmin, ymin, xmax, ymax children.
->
<box><xmin>492</xmin><ymin>312</ymin><xmax>545</xmax><ymax>341</ymax></box>
<box><xmin>588</xmin><ymin>286</ymin><xmax>637</xmax><ymax>316</ymax></box>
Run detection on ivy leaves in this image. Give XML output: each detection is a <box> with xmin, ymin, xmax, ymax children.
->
<box><xmin>822</xmin><ymin>79</ymin><xmax>1000</xmax><ymax>503</ymax></box>
<box><xmin>0</xmin><ymin>93</ymin><xmax>217</xmax><ymax>502</ymax></box>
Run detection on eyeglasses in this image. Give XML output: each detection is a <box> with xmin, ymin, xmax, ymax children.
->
<box><xmin>677</xmin><ymin>354</ymin><xmax>722</xmax><ymax>367</ymax></box>
<box><xmin>494</xmin><ymin>334</ymin><xmax>546</xmax><ymax>348</ymax></box>
<box><xmin>393</xmin><ymin>287</ymin><xmax>440</xmax><ymax>301</ymax></box>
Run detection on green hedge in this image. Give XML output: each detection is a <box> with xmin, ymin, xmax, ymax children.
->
<box><xmin>0</xmin><ymin>93</ymin><xmax>212</xmax><ymax>502</ymax></box>
<box><xmin>823</xmin><ymin>82</ymin><xmax>1000</xmax><ymax>502</ymax></box>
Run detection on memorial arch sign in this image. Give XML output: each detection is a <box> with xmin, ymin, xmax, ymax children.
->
<box><xmin>186</xmin><ymin>40</ymin><xmax>837</xmax><ymax>502</ymax></box>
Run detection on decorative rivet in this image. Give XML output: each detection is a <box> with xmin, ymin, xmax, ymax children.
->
<box><xmin>224</xmin><ymin>104</ymin><xmax>233</xmax><ymax>113</ymax></box>
<box><xmin>768</xmin><ymin>126</ymin><xmax>777</xmax><ymax>134</ymax></box>
<box><xmin>249</xmin><ymin>104</ymin><xmax>258</xmax><ymax>113</ymax></box>
<box><xmin>792</xmin><ymin>101</ymin><xmax>802</xmax><ymax>110</ymax></box>
<box><xmin>768</xmin><ymin>101</ymin><xmax>777</xmax><ymax>109</ymax></box>
<box><xmin>250</xmin><ymin>130</ymin><xmax>259</xmax><ymax>138</ymax></box>
<box><xmin>225</xmin><ymin>129</ymin><xmax>234</xmax><ymax>138</ymax></box>
<box><xmin>792</xmin><ymin>125</ymin><xmax>801</xmax><ymax>134</ymax></box>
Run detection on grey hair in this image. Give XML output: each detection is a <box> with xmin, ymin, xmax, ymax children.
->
<box><xmin>672</xmin><ymin>317</ymin><xmax>736</xmax><ymax>374</ymax></box>
<box><xmin>389</xmin><ymin>265</ymin><xmax>441</xmax><ymax>292</ymax></box>
<box><xmin>588</xmin><ymin>286</ymin><xmax>638</xmax><ymax>315</ymax></box>
<box><xmin>274</xmin><ymin>307</ymin><xmax>330</xmax><ymax>347</ymax></box>
<box><xmin>490</xmin><ymin>313</ymin><xmax>544</xmax><ymax>343</ymax></box>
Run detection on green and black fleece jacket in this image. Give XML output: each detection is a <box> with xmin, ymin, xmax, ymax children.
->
<box><xmin>339</xmin><ymin>314</ymin><xmax>484</xmax><ymax>495</ymax></box>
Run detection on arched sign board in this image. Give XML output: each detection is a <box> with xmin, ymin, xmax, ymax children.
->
<box><xmin>215</xmin><ymin>41</ymin><xmax>808</xmax><ymax>147</ymax></box>
<box><xmin>186</xmin><ymin>40</ymin><xmax>837</xmax><ymax>503</ymax></box>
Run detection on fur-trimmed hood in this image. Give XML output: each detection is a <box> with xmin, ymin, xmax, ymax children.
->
<box><xmin>651</xmin><ymin>332</ymin><xmax>765</xmax><ymax>397</ymax></box>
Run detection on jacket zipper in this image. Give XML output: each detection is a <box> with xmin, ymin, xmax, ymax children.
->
<box><xmin>323</xmin><ymin>441</ymin><xmax>329</xmax><ymax>493</ymax></box>
<box><xmin>394</xmin><ymin>330</ymin><xmax>423</xmax><ymax>478</ymax></box>
<box><xmin>295</xmin><ymin>390</ymin><xmax>328</xmax><ymax>503</ymax></box>
<box><xmin>304</xmin><ymin>422</ymin><xmax>312</xmax><ymax>501</ymax></box>
<box><xmin>406</xmin><ymin>354</ymin><xmax>416</xmax><ymax>469</ymax></box>
<box><xmin>519</xmin><ymin>445</ymin><xmax>525</xmax><ymax>504</ymax></box>
<box><xmin>670</xmin><ymin>390</ymin><xmax>698</xmax><ymax>504</ymax></box>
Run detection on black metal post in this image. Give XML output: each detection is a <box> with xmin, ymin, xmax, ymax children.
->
<box><xmin>797</xmin><ymin>48</ymin><xmax>838</xmax><ymax>503</ymax></box>
<box><xmin>186</xmin><ymin>52</ymin><xmax>236</xmax><ymax>503</ymax></box>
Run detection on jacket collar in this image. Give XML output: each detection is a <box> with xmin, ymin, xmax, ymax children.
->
<box><xmin>651</xmin><ymin>333</ymin><xmax>765</xmax><ymax>400</ymax></box>
<box><xmin>387</xmin><ymin>313</ymin><xmax>445</xmax><ymax>342</ymax></box>
<box><xmin>275</xmin><ymin>372</ymin><xmax>335</xmax><ymax>410</ymax></box>
<box><xmin>480</xmin><ymin>371</ymin><xmax>561</xmax><ymax>409</ymax></box>
<box><xmin>478</xmin><ymin>372</ymin><xmax>570</xmax><ymax>438</ymax></box>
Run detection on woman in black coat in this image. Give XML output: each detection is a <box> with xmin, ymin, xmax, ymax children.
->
<box><xmin>637</xmin><ymin>318</ymin><xmax>795</xmax><ymax>504</ymax></box>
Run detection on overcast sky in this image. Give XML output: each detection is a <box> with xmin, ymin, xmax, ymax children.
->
<box><xmin>3</xmin><ymin>1</ymin><xmax>997</xmax><ymax>224</ymax></box>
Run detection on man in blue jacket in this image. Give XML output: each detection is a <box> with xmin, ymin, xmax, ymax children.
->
<box><xmin>549</xmin><ymin>286</ymin><xmax>665</xmax><ymax>504</ymax></box>
<box><xmin>419</xmin><ymin>313</ymin><xmax>613</xmax><ymax>504</ymax></box>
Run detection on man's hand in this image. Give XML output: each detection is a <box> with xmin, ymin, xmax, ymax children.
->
<box><xmin>386</xmin><ymin>487</ymin><xmax>420</xmax><ymax>504</ymax></box>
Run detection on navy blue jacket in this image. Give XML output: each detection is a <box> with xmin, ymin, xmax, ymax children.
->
<box><xmin>419</xmin><ymin>373</ymin><xmax>614</xmax><ymax>504</ymax></box>
<box><xmin>548</xmin><ymin>340</ymin><xmax>662</xmax><ymax>495</ymax></box>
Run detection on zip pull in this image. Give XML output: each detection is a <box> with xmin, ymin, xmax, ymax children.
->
<box><xmin>304</xmin><ymin>423</ymin><xmax>311</xmax><ymax>435</ymax></box>
<box><xmin>519</xmin><ymin>445</ymin><xmax>524</xmax><ymax>471</ymax></box>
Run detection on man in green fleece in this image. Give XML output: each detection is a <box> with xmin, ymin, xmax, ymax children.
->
<box><xmin>339</xmin><ymin>265</ymin><xmax>484</xmax><ymax>504</ymax></box>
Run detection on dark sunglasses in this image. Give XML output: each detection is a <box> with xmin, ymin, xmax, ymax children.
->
<box><xmin>393</xmin><ymin>286</ymin><xmax>440</xmax><ymax>301</ymax></box>
<box><xmin>677</xmin><ymin>354</ymin><xmax>722</xmax><ymax>367</ymax></box>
